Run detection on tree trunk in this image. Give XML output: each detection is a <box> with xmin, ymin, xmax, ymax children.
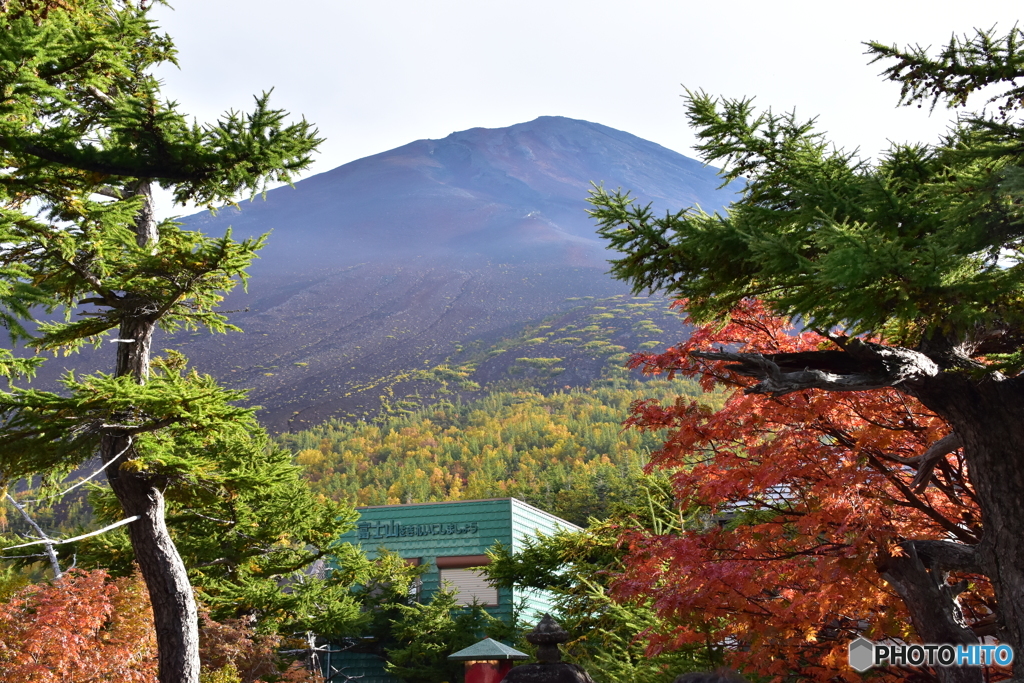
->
<box><xmin>877</xmin><ymin>542</ymin><xmax>982</xmax><ymax>683</ymax></box>
<box><xmin>105</xmin><ymin>433</ymin><xmax>200</xmax><ymax>683</ymax></box>
<box><xmin>102</xmin><ymin>181</ymin><xmax>201</xmax><ymax>683</ymax></box>
<box><xmin>909</xmin><ymin>372</ymin><xmax>1024</xmax><ymax>674</ymax></box>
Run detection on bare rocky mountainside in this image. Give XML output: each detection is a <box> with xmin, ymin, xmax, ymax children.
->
<box><xmin>32</xmin><ymin>116</ymin><xmax>738</xmax><ymax>431</ymax></box>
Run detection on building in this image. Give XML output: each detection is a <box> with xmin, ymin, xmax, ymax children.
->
<box><xmin>344</xmin><ymin>497</ymin><xmax>580</xmax><ymax>623</ymax></box>
<box><xmin>323</xmin><ymin>498</ymin><xmax>580</xmax><ymax>682</ymax></box>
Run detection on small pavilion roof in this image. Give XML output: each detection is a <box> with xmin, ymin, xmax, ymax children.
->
<box><xmin>448</xmin><ymin>638</ymin><xmax>530</xmax><ymax>661</ymax></box>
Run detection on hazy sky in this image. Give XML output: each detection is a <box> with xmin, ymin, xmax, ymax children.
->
<box><xmin>149</xmin><ymin>0</ymin><xmax>1021</xmax><ymax>215</ymax></box>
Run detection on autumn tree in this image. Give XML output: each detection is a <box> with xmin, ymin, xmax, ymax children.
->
<box><xmin>0</xmin><ymin>1</ymin><xmax>321</xmax><ymax>681</ymax></box>
<box><xmin>0</xmin><ymin>568</ymin><xmax>157</xmax><ymax>682</ymax></box>
<box><xmin>604</xmin><ymin>303</ymin><xmax>990</xmax><ymax>682</ymax></box>
<box><xmin>0</xmin><ymin>567</ymin><xmax>327</xmax><ymax>683</ymax></box>
<box><xmin>277</xmin><ymin>382</ymin><xmax>697</xmax><ymax>526</ymax></box>
<box><xmin>589</xmin><ymin>25</ymin><xmax>1024</xmax><ymax>682</ymax></box>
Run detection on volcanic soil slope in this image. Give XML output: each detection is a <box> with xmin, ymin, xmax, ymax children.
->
<box><xmin>33</xmin><ymin>116</ymin><xmax>739</xmax><ymax>431</ymax></box>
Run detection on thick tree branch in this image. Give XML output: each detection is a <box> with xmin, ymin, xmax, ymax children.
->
<box><xmin>877</xmin><ymin>541</ymin><xmax>982</xmax><ymax>683</ymax></box>
<box><xmin>910</xmin><ymin>539</ymin><xmax>980</xmax><ymax>574</ymax></box>
<box><xmin>0</xmin><ymin>137</ymin><xmax>206</xmax><ymax>183</ymax></box>
<box><xmin>693</xmin><ymin>339</ymin><xmax>940</xmax><ymax>396</ymax></box>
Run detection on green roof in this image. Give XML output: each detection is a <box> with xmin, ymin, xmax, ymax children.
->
<box><xmin>448</xmin><ymin>638</ymin><xmax>530</xmax><ymax>661</ymax></box>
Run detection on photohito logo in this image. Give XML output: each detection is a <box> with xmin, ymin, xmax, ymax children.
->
<box><xmin>848</xmin><ymin>638</ymin><xmax>1014</xmax><ymax>672</ymax></box>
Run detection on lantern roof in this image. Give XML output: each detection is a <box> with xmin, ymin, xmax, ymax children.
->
<box><xmin>448</xmin><ymin>638</ymin><xmax>530</xmax><ymax>661</ymax></box>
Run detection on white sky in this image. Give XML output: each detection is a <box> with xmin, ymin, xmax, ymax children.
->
<box><xmin>149</xmin><ymin>0</ymin><xmax>1021</xmax><ymax>217</ymax></box>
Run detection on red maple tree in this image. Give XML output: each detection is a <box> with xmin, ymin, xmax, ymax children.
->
<box><xmin>0</xmin><ymin>569</ymin><xmax>157</xmax><ymax>682</ymax></box>
<box><xmin>612</xmin><ymin>301</ymin><xmax>993</xmax><ymax>682</ymax></box>
<box><xmin>0</xmin><ymin>569</ymin><xmax>319</xmax><ymax>683</ymax></box>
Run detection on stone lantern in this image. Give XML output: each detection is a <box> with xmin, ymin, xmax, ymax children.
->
<box><xmin>448</xmin><ymin>637</ymin><xmax>530</xmax><ymax>683</ymax></box>
<box><xmin>501</xmin><ymin>615</ymin><xmax>595</xmax><ymax>683</ymax></box>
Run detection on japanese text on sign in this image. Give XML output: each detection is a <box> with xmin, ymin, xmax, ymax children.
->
<box><xmin>357</xmin><ymin>520</ymin><xmax>479</xmax><ymax>540</ymax></box>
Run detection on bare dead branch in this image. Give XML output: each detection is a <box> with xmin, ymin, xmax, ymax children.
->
<box><xmin>24</xmin><ymin>437</ymin><xmax>133</xmax><ymax>503</ymax></box>
<box><xmin>86</xmin><ymin>85</ymin><xmax>114</xmax><ymax>106</ymax></box>
<box><xmin>92</xmin><ymin>185</ymin><xmax>123</xmax><ymax>199</ymax></box>
<box><xmin>4</xmin><ymin>493</ymin><xmax>61</xmax><ymax>579</ymax></box>
<box><xmin>4</xmin><ymin>515</ymin><xmax>140</xmax><ymax>550</ymax></box>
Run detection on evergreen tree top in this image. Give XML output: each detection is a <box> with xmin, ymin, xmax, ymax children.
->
<box><xmin>589</xmin><ymin>26</ymin><xmax>1024</xmax><ymax>367</ymax></box>
<box><xmin>0</xmin><ymin>0</ymin><xmax>322</xmax><ymax>208</ymax></box>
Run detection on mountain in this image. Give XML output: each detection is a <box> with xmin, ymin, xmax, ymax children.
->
<box><xmin>183</xmin><ymin>115</ymin><xmax>733</xmax><ymax>269</ymax></box>
<box><xmin>31</xmin><ymin>117</ymin><xmax>739</xmax><ymax>431</ymax></box>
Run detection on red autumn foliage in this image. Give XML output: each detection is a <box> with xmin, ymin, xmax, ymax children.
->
<box><xmin>0</xmin><ymin>569</ymin><xmax>157</xmax><ymax>682</ymax></box>
<box><xmin>197</xmin><ymin>612</ymin><xmax>323</xmax><ymax>682</ymax></box>
<box><xmin>613</xmin><ymin>301</ymin><xmax>991</xmax><ymax>682</ymax></box>
<box><xmin>198</xmin><ymin>611</ymin><xmax>284</xmax><ymax>683</ymax></box>
<box><xmin>0</xmin><ymin>568</ymin><xmax>317</xmax><ymax>683</ymax></box>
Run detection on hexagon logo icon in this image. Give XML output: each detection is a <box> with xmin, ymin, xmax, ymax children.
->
<box><xmin>848</xmin><ymin>637</ymin><xmax>875</xmax><ymax>672</ymax></box>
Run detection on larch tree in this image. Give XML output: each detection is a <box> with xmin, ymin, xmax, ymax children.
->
<box><xmin>589</xmin><ymin>26</ymin><xmax>1024</xmax><ymax>681</ymax></box>
<box><xmin>486</xmin><ymin>482</ymin><xmax>723</xmax><ymax>683</ymax></box>
<box><xmin>0</xmin><ymin>1</ymin><xmax>321</xmax><ymax>681</ymax></box>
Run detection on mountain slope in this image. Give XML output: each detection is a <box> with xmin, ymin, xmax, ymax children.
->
<box><xmin>30</xmin><ymin>117</ymin><xmax>737</xmax><ymax>431</ymax></box>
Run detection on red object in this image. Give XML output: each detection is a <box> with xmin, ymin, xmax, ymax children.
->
<box><xmin>465</xmin><ymin>660</ymin><xmax>514</xmax><ymax>683</ymax></box>
<box><xmin>615</xmin><ymin>300</ymin><xmax>988</xmax><ymax>681</ymax></box>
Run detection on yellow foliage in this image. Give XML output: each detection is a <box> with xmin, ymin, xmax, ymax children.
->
<box><xmin>295</xmin><ymin>449</ymin><xmax>326</xmax><ymax>469</ymax></box>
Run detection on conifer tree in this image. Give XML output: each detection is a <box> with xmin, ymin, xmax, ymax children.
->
<box><xmin>589</xmin><ymin>25</ymin><xmax>1024</xmax><ymax>678</ymax></box>
<box><xmin>0</xmin><ymin>1</ymin><xmax>322</xmax><ymax>681</ymax></box>
<box><xmin>384</xmin><ymin>588</ymin><xmax>510</xmax><ymax>683</ymax></box>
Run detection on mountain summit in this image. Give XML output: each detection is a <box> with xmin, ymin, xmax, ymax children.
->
<box><xmin>184</xmin><ymin>115</ymin><xmax>734</xmax><ymax>270</ymax></box>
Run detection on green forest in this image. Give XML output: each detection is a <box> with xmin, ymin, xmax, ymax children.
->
<box><xmin>277</xmin><ymin>379</ymin><xmax>707</xmax><ymax>527</ymax></box>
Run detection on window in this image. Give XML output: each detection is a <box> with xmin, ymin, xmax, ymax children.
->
<box><xmin>439</xmin><ymin>567</ymin><xmax>498</xmax><ymax>606</ymax></box>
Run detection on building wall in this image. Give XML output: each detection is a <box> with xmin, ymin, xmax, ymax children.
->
<box><xmin>340</xmin><ymin>498</ymin><xmax>579</xmax><ymax>624</ymax></box>
<box><xmin>328</xmin><ymin>498</ymin><xmax>578</xmax><ymax>683</ymax></box>
<box><xmin>509</xmin><ymin>498</ymin><xmax>575</xmax><ymax>622</ymax></box>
